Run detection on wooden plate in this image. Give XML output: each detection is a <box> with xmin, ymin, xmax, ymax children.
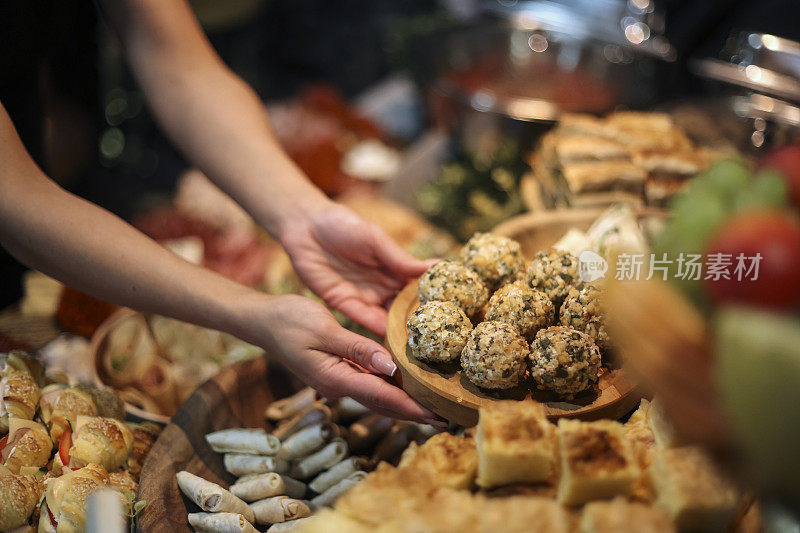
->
<box><xmin>385</xmin><ymin>208</ymin><xmax>651</xmax><ymax>427</ymax></box>
<box><xmin>136</xmin><ymin>356</ymin><xmax>302</xmax><ymax>532</ymax></box>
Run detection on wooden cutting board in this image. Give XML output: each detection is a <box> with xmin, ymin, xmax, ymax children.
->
<box><xmin>136</xmin><ymin>356</ymin><xmax>303</xmax><ymax>532</ymax></box>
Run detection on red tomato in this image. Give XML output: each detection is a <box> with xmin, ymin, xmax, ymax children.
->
<box><xmin>758</xmin><ymin>144</ymin><xmax>800</xmax><ymax>207</ymax></box>
<box><xmin>48</xmin><ymin>504</ymin><xmax>58</xmax><ymax>528</ymax></box>
<box><xmin>704</xmin><ymin>211</ymin><xmax>800</xmax><ymax>309</ymax></box>
<box><xmin>0</xmin><ymin>435</ymin><xmax>7</xmax><ymax>456</ymax></box>
<box><xmin>59</xmin><ymin>428</ymin><xmax>72</xmax><ymax>467</ymax></box>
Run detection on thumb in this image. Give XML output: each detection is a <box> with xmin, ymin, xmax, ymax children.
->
<box><xmin>370</xmin><ymin>226</ymin><xmax>431</xmax><ymax>279</ymax></box>
<box><xmin>322</xmin><ymin>325</ymin><xmax>397</xmax><ymax>377</ymax></box>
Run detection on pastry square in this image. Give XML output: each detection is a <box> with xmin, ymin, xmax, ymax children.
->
<box><xmin>555</xmin><ymin>136</ymin><xmax>630</xmax><ymax>163</ymax></box>
<box><xmin>398</xmin><ymin>432</ymin><xmax>478</xmax><ymax>490</ymax></box>
<box><xmin>478</xmin><ymin>495</ymin><xmax>571</xmax><ymax>533</ymax></box>
<box><xmin>647</xmin><ymin>399</ymin><xmax>684</xmax><ymax>449</ymax></box>
<box><xmin>556</xmin><ymin>419</ymin><xmax>640</xmax><ymax>506</ymax></box>
<box><xmin>561</xmin><ymin>161</ymin><xmax>647</xmax><ymax>194</ymax></box>
<box><xmin>650</xmin><ymin>447</ymin><xmax>739</xmax><ymax>532</ymax></box>
<box><xmin>581</xmin><ymin>498</ymin><xmax>675</xmax><ymax>533</ymax></box>
<box><xmin>475</xmin><ymin>401</ymin><xmax>555</xmax><ymax>488</ymax></box>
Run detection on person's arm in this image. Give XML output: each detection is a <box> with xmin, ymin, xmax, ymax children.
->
<box><xmin>97</xmin><ymin>0</ymin><xmax>432</xmax><ymax>335</ymax></box>
<box><xmin>0</xmin><ymin>102</ymin><xmax>443</xmax><ymax>426</ymax></box>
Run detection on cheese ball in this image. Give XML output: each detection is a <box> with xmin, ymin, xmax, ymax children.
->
<box><xmin>461</xmin><ymin>321</ymin><xmax>529</xmax><ymax>390</ymax></box>
<box><xmin>485</xmin><ymin>281</ymin><xmax>555</xmax><ymax>341</ymax></box>
<box><xmin>529</xmin><ymin>326</ymin><xmax>601</xmax><ymax>399</ymax></box>
<box><xmin>418</xmin><ymin>260</ymin><xmax>489</xmax><ymax>318</ymax></box>
<box><xmin>526</xmin><ymin>250</ymin><xmax>579</xmax><ymax>305</ymax></box>
<box><xmin>560</xmin><ymin>284</ymin><xmax>610</xmax><ymax>351</ymax></box>
<box><xmin>459</xmin><ymin>233</ymin><xmax>525</xmax><ymax>290</ymax></box>
<box><xmin>407</xmin><ymin>301</ymin><xmax>473</xmax><ymax>363</ymax></box>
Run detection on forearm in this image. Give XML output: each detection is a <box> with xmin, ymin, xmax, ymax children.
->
<box><xmin>0</xmin><ymin>106</ymin><xmax>265</xmax><ymax>339</ymax></box>
<box><xmin>101</xmin><ymin>0</ymin><xmax>332</xmax><ymax>238</ymax></box>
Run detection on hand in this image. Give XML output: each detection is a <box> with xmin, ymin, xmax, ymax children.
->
<box><xmin>251</xmin><ymin>294</ymin><xmax>445</xmax><ymax>426</ymax></box>
<box><xmin>280</xmin><ymin>203</ymin><xmax>433</xmax><ymax>336</ymax></box>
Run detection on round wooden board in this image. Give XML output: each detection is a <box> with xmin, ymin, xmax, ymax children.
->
<box><xmin>386</xmin><ymin>208</ymin><xmax>655</xmax><ymax>427</ymax></box>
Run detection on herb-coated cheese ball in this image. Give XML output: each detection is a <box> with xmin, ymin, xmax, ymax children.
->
<box><xmin>525</xmin><ymin>250</ymin><xmax>579</xmax><ymax>305</ymax></box>
<box><xmin>485</xmin><ymin>281</ymin><xmax>555</xmax><ymax>341</ymax></box>
<box><xmin>459</xmin><ymin>233</ymin><xmax>525</xmax><ymax>290</ymax></box>
<box><xmin>529</xmin><ymin>326</ymin><xmax>601</xmax><ymax>399</ymax></box>
<box><xmin>560</xmin><ymin>284</ymin><xmax>610</xmax><ymax>351</ymax></box>
<box><xmin>407</xmin><ymin>301</ymin><xmax>473</xmax><ymax>363</ymax></box>
<box><xmin>461</xmin><ymin>321</ymin><xmax>529</xmax><ymax>390</ymax></box>
<box><xmin>417</xmin><ymin>260</ymin><xmax>489</xmax><ymax>317</ymax></box>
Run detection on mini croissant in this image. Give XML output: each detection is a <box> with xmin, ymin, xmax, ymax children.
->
<box><xmin>2</xmin><ymin>419</ymin><xmax>53</xmax><ymax>473</ymax></box>
<box><xmin>1</xmin><ymin>368</ymin><xmax>39</xmax><ymax>423</ymax></box>
<box><xmin>0</xmin><ymin>467</ymin><xmax>42</xmax><ymax>531</ymax></box>
<box><xmin>68</xmin><ymin>416</ymin><xmax>133</xmax><ymax>472</ymax></box>
<box><xmin>43</xmin><ymin>463</ymin><xmax>110</xmax><ymax>533</ymax></box>
<box><xmin>39</xmin><ymin>385</ymin><xmax>98</xmax><ymax>443</ymax></box>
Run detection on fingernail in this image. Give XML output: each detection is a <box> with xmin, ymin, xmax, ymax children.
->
<box><xmin>371</xmin><ymin>352</ymin><xmax>397</xmax><ymax>377</ymax></box>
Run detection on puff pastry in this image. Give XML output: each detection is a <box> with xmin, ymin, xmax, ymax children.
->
<box><xmin>0</xmin><ymin>467</ymin><xmax>42</xmax><ymax>531</ymax></box>
<box><xmin>176</xmin><ymin>470</ymin><xmax>255</xmax><ymax>523</ymax></box>
<box><xmin>224</xmin><ymin>454</ymin><xmax>289</xmax><ymax>478</ymax></box>
<box><xmin>43</xmin><ymin>463</ymin><xmax>109</xmax><ymax>533</ymax></box>
<box><xmin>397</xmin><ymin>433</ymin><xmax>478</xmax><ymax>490</ymax></box>
<box><xmin>1</xmin><ymin>368</ymin><xmax>39</xmax><ymax>422</ymax></box>
<box><xmin>68</xmin><ymin>416</ymin><xmax>133</xmax><ymax>472</ymax></box>
<box><xmin>2</xmin><ymin>419</ymin><xmax>53</xmax><ymax>473</ymax></box>
<box><xmin>206</xmin><ymin>428</ymin><xmax>279</xmax><ymax>455</ymax></box>
<box><xmin>39</xmin><ymin>386</ymin><xmax>97</xmax><ymax>443</ymax></box>
<box><xmin>187</xmin><ymin>512</ymin><xmax>258</xmax><ymax>533</ymax></box>
<box><xmin>290</xmin><ymin>439</ymin><xmax>347</xmax><ymax>479</ymax></box>
<box><xmin>277</xmin><ymin>423</ymin><xmax>337</xmax><ymax>460</ymax></box>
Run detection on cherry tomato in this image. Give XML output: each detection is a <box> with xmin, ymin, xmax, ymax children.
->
<box><xmin>704</xmin><ymin>211</ymin><xmax>800</xmax><ymax>309</ymax></box>
<box><xmin>59</xmin><ymin>428</ymin><xmax>72</xmax><ymax>467</ymax></box>
<box><xmin>758</xmin><ymin>144</ymin><xmax>800</xmax><ymax>207</ymax></box>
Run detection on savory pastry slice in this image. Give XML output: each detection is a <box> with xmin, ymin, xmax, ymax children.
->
<box><xmin>2</xmin><ymin>419</ymin><xmax>53</xmax><ymax>473</ymax></box>
<box><xmin>41</xmin><ymin>463</ymin><xmax>110</xmax><ymax>533</ymax></box>
<box><xmin>478</xmin><ymin>494</ymin><xmax>571</xmax><ymax>533</ymax></box>
<box><xmin>68</xmin><ymin>416</ymin><xmax>134</xmax><ymax>472</ymax></box>
<box><xmin>206</xmin><ymin>428</ymin><xmax>280</xmax><ymax>456</ymax></box>
<box><xmin>554</xmin><ymin>135</ymin><xmax>629</xmax><ymax>163</ymax></box>
<box><xmin>581</xmin><ymin>498</ymin><xmax>675</xmax><ymax>533</ymax></box>
<box><xmin>38</xmin><ymin>385</ymin><xmax>98</xmax><ymax>443</ymax></box>
<box><xmin>561</xmin><ymin>160</ymin><xmax>647</xmax><ymax>194</ymax></box>
<box><xmin>249</xmin><ymin>496</ymin><xmax>311</xmax><ymax>525</ymax></box>
<box><xmin>650</xmin><ymin>447</ymin><xmax>740</xmax><ymax>532</ymax></box>
<box><xmin>334</xmin><ymin>463</ymin><xmax>438</xmax><ymax>527</ymax></box>
<box><xmin>176</xmin><ymin>470</ymin><xmax>255</xmax><ymax>524</ymax></box>
<box><xmin>556</xmin><ymin>419</ymin><xmax>640</xmax><ymax>506</ymax></box>
<box><xmin>187</xmin><ymin>512</ymin><xmax>258</xmax><ymax>533</ymax></box>
<box><xmin>396</xmin><ymin>432</ymin><xmax>478</xmax><ymax>490</ymax></box>
<box><xmin>0</xmin><ymin>465</ymin><xmax>42</xmax><ymax>531</ymax></box>
<box><xmin>475</xmin><ymin>401</ymin><xmax>555</xmax><ymax>488</ymax></box>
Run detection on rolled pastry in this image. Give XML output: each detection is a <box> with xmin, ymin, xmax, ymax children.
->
<box><xmin>290</xmin><ymin>439</ymin><xmax>348</xmax><ymax>479</ymax></box>
<box><xmin>346</xmin><ymin>415</ymin><xmax>393</xmax><ymax>453</ymax></box>
<box><xmin>264</xmin><ymin>388</ymin><xmax>317</xmax><ymax>421</ymax></box>
<box><xmin>176</xmin><ymin>471</ymin><xmax>255</xmax><ymax>524</ymax></box>
<box><xmin>224</xmin><ymin>454</ymin><xmax>289</xmax><ymax>477</ymax></box>
<box><xmin>332</xmin><ymin>397</ymin><xmax>370</xmax><ymax>422</ymax></box>
<box><xmin>277</xmin><ymin>423</ymin><xmax>337</xmax><ymax>460</ymax></box>
<box><xmin>206</xmin><ymin>428</ymin><xmax>280</xmax><ymax>455</ymax></box>
<box><xmin>372</xmin><ymin>422</ymin><xmax>420</xmax><ymax>464</ymax></box>
<box><xmin>249</xmin><ymin>496</ymin><xmax>311</xmax><ymax>525</ymax></box>
<box><xmin>0</xmin><ymin>470</ymin><xmax>41</xmax><ymax>531</ymax></box>
<box><xmin>272</xmin><ymin>403</ymin><xmax>331</xmax><ymax>441</ymax></box>
<box><xmin>187</xmin><ymin>512</ymin><xmax>258</xmax><ymax>533</ymax></box>
<box><xmin>1</xmin><ymin>368</ymin><xmax>38</xmax><ymax>422</ymax></box>
<box><xmin>310</xmin><ymin>471</ymin><xmax>367</xmax><ymax>508</ymax></box>
<box><xmin>230</xmin><ymin>473</ymin><xmax>307</xmax><ymax>501</ymax></box>
<box><xmin>308</xmin><ymin>457</ymin><xmax>364</xmax><ymax>494</ymax></box>
<box><xmin>266</xmin><ymin>517</ymin><xmax>312</xmax><ymax>532</ymax></box>
<box><xmin>69</xmin><ymin>416</ymin><xmax>134</xmax><ymax>472</ymax></box>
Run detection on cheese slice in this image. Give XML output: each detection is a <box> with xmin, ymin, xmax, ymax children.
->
<box><xmin>8</xmin><ymin>417</ymin><xmax>47</xmax><ymax>436</ymax></box>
